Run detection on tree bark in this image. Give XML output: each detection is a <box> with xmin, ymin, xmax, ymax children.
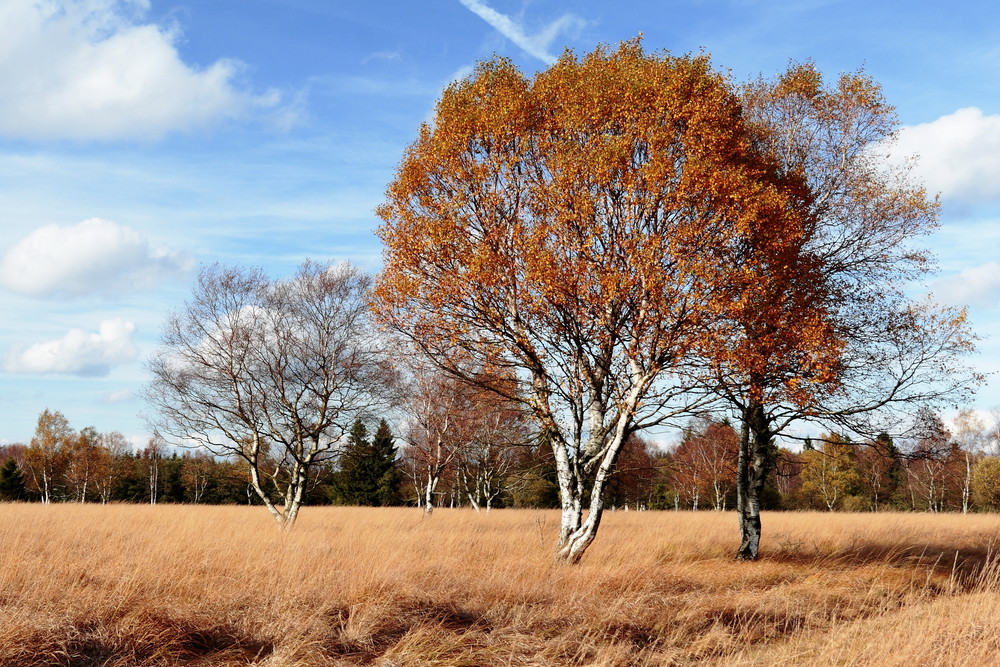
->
<box><xmin>736</xmin><ymin>402</ymin><xmax>771</xmax><ymax>560</ymax></box>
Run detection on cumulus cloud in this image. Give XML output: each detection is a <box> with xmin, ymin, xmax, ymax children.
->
<box><xmin>889</xmin><ymin>107</ymin><xmax>1000</xmax><ymax>204</ymax></box>
<box><xmin>0</xmin><ymin>0</ymin><xmax>279</xmax><ymax>140</ymax></box>
<box><xmin>931</xmin><ymin>262</ymin><xmax>1000</xmax><ymax>309</ymax></box>
<box><xmin>5</xmin><ymin>318</ymin><xmax>138</xmax><ymax>377</ymax></box>
<box><xmin>0</xmin><ymin>218</ymin><xmax>190</xmax><ymax>298</ymax></box>
<box><xmin>458</xmin><ymin>0</ymin><xmax>586</xmax><ymax>64</ymax></box>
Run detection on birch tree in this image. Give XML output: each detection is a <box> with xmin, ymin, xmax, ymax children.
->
<box><xmin>147</xmin><ymin>260</ymin><xmax>394</xmax><ymax>529</ymax></box>
<box><xmin>374</xmin><ymin>41</ymin><xmax>812</xmax><ymax>563</ymax></box>
<box><xmin>93</xmin><ymin>431</ymin><xmax>131</xmax><ymax>504</ymax></box>
<box><xmin>24</xmin><ymin>409</ymin><xmax>73</xmax><ymax>504</ymax></box>
<box><xmin>708</xmin><ymin>63</ymin><xmax>981</xmax><ymax>559</ymax></box>
<box><xmin>64</xmin><ymin>426</ymin><xmax>101</xmax><ymax>502</ymax></box>
<box><xmin>456</xmin><ymin>375</ymin><xmax>529</xmax><ymax>512</ymax></box>
<box><xmin>951</xmin><ymin>409</ymin><xmax>988</xmax><ymax>513</ymax></box>
<box><xmin>403</xmin><ymin>367</ymin><xmax>474</xmax><ymax>515</ymax></box>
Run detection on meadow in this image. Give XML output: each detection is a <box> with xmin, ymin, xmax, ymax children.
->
<box><xmin>1</xmin><ymin>505</ymin><xmax>999</xmax><ymax>666</ymax></box>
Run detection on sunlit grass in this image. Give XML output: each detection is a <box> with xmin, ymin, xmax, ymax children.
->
<box><xmin>0</xmin><ymin>505</ymin><xmax>998</xmax><ymax>665</ymax></box>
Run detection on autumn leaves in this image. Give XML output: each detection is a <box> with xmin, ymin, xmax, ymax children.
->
<box><xmin>373</xmin><ymin>40</ymin><xmax>977</xmax><ymax>562</ymax></box>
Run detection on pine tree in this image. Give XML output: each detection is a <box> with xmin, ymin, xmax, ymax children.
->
<box><xmin>0</xmin><ymin>459</ymin><xmax>25</xmax><ymax>501</ymax></box>
<box><xmin>371</xmin><ymin>420</ymin><xmax>401</xmax><ymax>506</ymax></box>
<box><xmin>331</xmin><ymin>419</ymin><xmax>402</xmax><ymax>506</ymax></box>
<box><xmin>332</xmin><ymin>420</ymin><xmax>373</xmax><ymax>505</ymax></box>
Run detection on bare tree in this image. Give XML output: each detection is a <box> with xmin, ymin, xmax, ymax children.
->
<box><xmin>147</xmin><ymin>260</ymin><xmax>394</xmax><ymax>529</ymax></box>
<box><xmin>455</xmin><ymin>376</ymin><xmax>530</xmax><ymax>512</ymax></box>
<box><xmin>670</xmin><ymin>417</ymin><xmax>738</xmax><ymax>511</ymax></box>
<box><xmin>403</xmin><ymin>366</ymin><xmax>471</xmax><ymax>516</ymax></box>
<box><xmin>181</xmin><ymin>450</ymin><xmax>215</xmax><ymax>504</ymax></box>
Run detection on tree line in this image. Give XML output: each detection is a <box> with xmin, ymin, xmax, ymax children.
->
<box><xmin>10</xmin><ymin>405</ymin><xmax>1000</xmax><ymax>518</ymax></box>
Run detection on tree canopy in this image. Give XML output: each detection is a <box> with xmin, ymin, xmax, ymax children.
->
<box><xmin>374</xmin><ymin>40</ymin><xmax>818</xmax><ymax>563</ymax></box>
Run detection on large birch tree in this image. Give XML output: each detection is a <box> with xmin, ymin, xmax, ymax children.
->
<box><xmin>374</xmin><ymin>41</ymin><xmax>814</xmax><ymax>563</ymax></box>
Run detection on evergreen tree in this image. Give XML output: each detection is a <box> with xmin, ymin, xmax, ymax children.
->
<box><xmin>0</xmin><ymin>459</ymin><xmax>25</xmax><ymax>501</ymax></box>
<box><xmin>330</xmin><ymin>420</ymin><xmax>372</xmax><ymax>505</ymax></box>
<box><xmin>331</xmin><ymin>419</ymin><xmax>402</xmax><ymax>506</ymax></box>
<box><xmin>371</xmin><ymin>420</ymin><xmax>402</xmax><ymax>506</ymax></box>
<box><xmin>162</xmin><ymin>454</ymin><xmax>186</xmax><ymax>503</ymax></box>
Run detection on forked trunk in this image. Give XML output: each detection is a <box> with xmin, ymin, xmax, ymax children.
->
<box><xmin>554</xmin><ymin>444</ymin><xmax>619</xmax><ymax>565</ymax></box>
<box><xmin>246</xmin><ymin>456</ymin><xmax>308</xmax><ymax>531</ymax></box>
<box><xmin>557</xmin><ymin>483</ymin><xmax>584</xmax><ymax>549</ymax></box>
<box><xmin>555</xmin><ymin>480</ymin><xmax>607</xmax><ymax>565</ymax></box>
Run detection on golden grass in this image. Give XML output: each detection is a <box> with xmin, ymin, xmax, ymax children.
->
<box><xmin>1</xmin><ymin>506</ymin><xmax>999</xmax><ymax>666</ymax></box>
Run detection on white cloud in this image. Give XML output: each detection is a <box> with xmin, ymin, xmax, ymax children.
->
<box><xmin>0</xmin><ymin>218</ymin><xmax>190</xmax><ymax>298</ymax></box>
<box><xmin>458</xmin><ymin>0</ymin><xmax>585</xmax><ymax>64</ymax></box>
<box><xmin>931</xmin><ymin>262</ymin><xmax>1000</xmax><ymax>309</ymax></box>
<box><xmin>5</xmin><ymin>318</ymin><xmax>138</xmax><ymax>377</ymax></box>
<box><xmin>890</xmin><ymin>107</ymin><xmax>1000</xmax><ymax>204</ymax></box>
<box><xmin>0</xmin><ymin>0</ymin><xmax>279</xmax><ymax>140</ymax></box>
<box><xmin>100</xmin><ymin>388</ymin><xmax>136</xmax><ymax>403</ymax></box>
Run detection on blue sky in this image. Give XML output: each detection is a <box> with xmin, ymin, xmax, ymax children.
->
<box><xmin>2</xmin><ymin>0</ymin><xmax>1000</xmax><ymax>446</ymax></box>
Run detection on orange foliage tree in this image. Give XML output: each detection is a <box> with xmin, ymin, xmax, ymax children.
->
<box><xmin>704</xmin><ymin>63</ymin><xmax>981</xmax><ymax>559</ymax></box>
<box><xmin>670</xmin><ymin>417</ymin><xmax>739</xmax><ymax>510</ymax></box>
<box><xmin>374</xmin><ymin>41</ymin><xmax>813</xmax><ymax>563</ymax></box>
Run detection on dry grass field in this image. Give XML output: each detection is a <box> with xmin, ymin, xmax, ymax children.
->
<box><xmin>1</xmin><ymin>505</ymin><xmax>999</xmax><ymax>666</ymax></box>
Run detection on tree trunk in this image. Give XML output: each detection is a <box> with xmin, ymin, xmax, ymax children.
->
<box><xmin>962</xmin><ymin>452</ymin><xmax>972</xmax><ymax>514</ymax></box>
<box><xmin>556</xmin><ymin>479</ymin><xmax>584</xmax><ymax>549</ymax></box>
<box><xmin>423</xmin><ymin>473</ymin><xmax>438</xmax><ymax>516</ymax></box>
<box><xmin>555</xmin><ymin>467</ymin><xmax>613</xmax><ymax>565</ymax></box>
<box><xmin>736</xmin><ymin>402</ymin><xmax>771</xmax><ymax>561</ymax></box>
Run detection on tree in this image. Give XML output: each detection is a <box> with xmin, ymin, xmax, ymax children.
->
<box><xmin>64</xmin><ymin>426</ymin><xmax>102</xmax><ymax>502</ymax></box>
<box><xmin>93</xmin><ymin>431</ymin><xmax>132</xmax><ymax>504</ymax></box>
<box><xmin>708</xmin><ymin>63</ymin><xmax>981</xmax><ymax>558</ymax></box>
<box><xmin>972</xmin><ymin>457</ymin><xmax>1000</xmax><ymax>511</ymax></box>
<box><xmin>854</xmin><ymin>433</ymin><xmax>902</xmax><ymax>511</ymax></box>
<box><xmin>455</xmin><ymin>374</ymin><xmax>529</xmax><ymax>512</ymax></box>
<box><xmin>951</xmin><ymin>409</ymin><xmax>988</xmax><ymax>513</ymax></box>
<box><xmin>901</xmin><ymin>409</ymin><xmax>953</xmax><ymax>512</ymax></box>
<box><xmin>331</xmin><ymin>419</ymin><xmax>401</xmax><ymax>506</ymax></box>
<box><xmin>142</xmin><ymin>437</ymin><xmax>165</xmax><ymax>505</ymax></box>
<box><xmin>506</xmin><ymin>435</ymin><xmax>560</xmax><ymax>509</ymax></box>
<box><xmin>0</xmin><ymin>459</ymin><xmax>25</xmax><ymax>501</ymax></box>
<box><xmin>603</xmin><ymin>434</ymin><xmax>659</xmax><ymax>510</ymax></box>
<box><xmin>147</xmin><ymin>260</ymin><xmax>394</xmax><ymax>529</ymax></box>
<box><xmin>773</xmin><ymin>448</ymin><xmax>804</xmax><ymax>505</ymax></box>
<box><xmin>403</xmin><ymin>367</ymin><xmax>474</xmax><ymax>515</ymax></box>
<box><xmin>23</xmin><ymin>409</ymin><xmax>73</xmax><ymax>504</ymax></box>
<box><xmin>370</xmin><ymin>420</ymin><xmax>402</xmax><ymax>506</ymax></box>
<box><xmin>181</xmin><ymin>450</ymin><xmax>216</xmax><ymax>504</ymax></box>
<box><xmin>374</xmin><ymin>41</ymin><xmax>813</xmax><ymax>563</ymax></box>
<box><xmin>800</xmin><ymin>434</ymin><xmax>861</xmax><ymax>510</ymax></box>
<box><xmin>670</xmin><ymin>417</ymin><xmax>738</xmax><ymax>510</ymax></box>
<box><xmin>330</xmin><ymin>419</ymin><xmax>372</xmax><ymax>505</ymax></box>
